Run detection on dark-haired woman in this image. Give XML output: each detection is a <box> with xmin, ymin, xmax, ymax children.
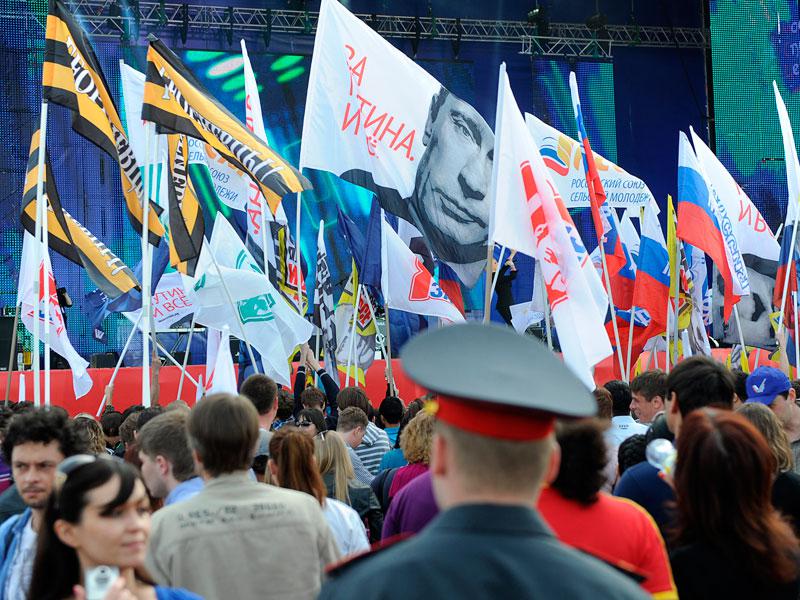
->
<box><xmin>28</xmin><ymin>455</ymin><xmax>200</xmax><ymax>600</ymax></box>
<box><xmin>670</xmin><ymin>409</ymin><xmax>800</xmax><ymax>599</ymax></box>
<box><xmin>269</xmin><ymin>430</ymin><xmax>368</xmax><ymax>557</ymax></box>
<box><xmin>538</xmin><ymin>419</ymin><xmax>676</xmax><ymax>598</ymax></box>
<box><xmin>297</xmin><ymin>408</ymin><xmax>326</xmax><ymax>438</ymax></box>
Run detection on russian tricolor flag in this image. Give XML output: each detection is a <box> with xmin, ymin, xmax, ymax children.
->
<box><xmin>633</xmin><ymin>200</ymin><xmax>670</xmax><ymax>335</ymax></box>
<box><xmin>677</xmin><ymin>132</ymin><xmax>748</xmax><ymax>323</ymax></box>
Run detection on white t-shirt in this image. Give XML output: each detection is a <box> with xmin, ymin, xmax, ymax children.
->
<box><xmin>5</xmin><ymin>516</ymin><xmax>37</xmax><ymax>600</ymax></box>
<box><xmin>323</xmin><ymin>498</ymin><xmax>369</xmax><ymax>557</ymax></box>
<box><xmin>607</xmin><ymin>415</ymin><xmax>649</xmax><ymax>447</ymax></box>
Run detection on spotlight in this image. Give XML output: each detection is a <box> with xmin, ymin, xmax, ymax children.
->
<box><xmin>527</xmin><ymin>2</ymin><xmax>549</xmax><ymax>37</ymax></box>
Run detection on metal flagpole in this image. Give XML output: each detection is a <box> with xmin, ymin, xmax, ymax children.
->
<box><xmin>32</xmin><ymin>102</ymin><xmax>49</xmax><ymax>407</ymax></box>
<box><xmin>141</xmin><ymin>123</ymin><xmax>152</xmax><ymax>408</ymax></box>
<box><xmin>344</xmin><ymin>284</ymin><xmax>362</xmax><ymax>388</ymax></box>
<box><xmin>43</xmin><ymin>203</ymin><xmax>51</xmax><ymax>408</ymax></box>
<box><xmin>488</xmin><ymin>246</ymin><xmax>506</xmax><ymax>303</ymax></box>
<box><xmin>313</xmin><ymin>329</ymin><xmax>321</xmax><ymax>387</ymax></box>
<box><xmin>175</xmin><ymin>312</ymin><xmax>198</xmax><ymax>402</ymax></box>
<box><xmin>536</xmin><ymin>265</ymin><xmax>554</xmax><ymax>351</ymax></box>
<box><xmin>95</xmin><ymin>312</ymin><xmax>144</xmax><ymax>416</ymax></box>
<box><xmin>732</xmin><ymin>305</ymin><xmax>748</xmax><ymax>368</ymax></box>
<box><xmin>155</xmin><ymin>341</ymin><xmax>200</xmax><ymax>388</ymax></box>
<box><xmin>4</xmin><ymin>305</ymin><xmax>19</xmax><ymax>407</ymax></box>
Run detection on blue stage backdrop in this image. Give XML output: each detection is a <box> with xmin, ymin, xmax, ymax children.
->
<box><xmin>0</xmin><ymin>1</ymin><xmax>705</xmax><ymax>362</ymax></box>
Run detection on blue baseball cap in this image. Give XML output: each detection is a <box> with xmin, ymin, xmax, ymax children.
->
<box><xmin>745</xmin><ymin>366</ymin><xmax>791</xmax><ymax>406</ymax></box>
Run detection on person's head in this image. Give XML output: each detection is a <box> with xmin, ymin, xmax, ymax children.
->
<box><xmin>745</xmin><ymin>367</ymin><xmax>800</xmax><ymax>433</ymax></box>
<box><xmin>792</xmin><ymin>379</ymin><xmax>800</xmax><ymax>401</ymax></box>
<box><xmin>393</xmin><ymin>398</ymin><xmax>426</xmax><ymax>449</ymax></box>
<box><xmin>617</xmin><ymin>433</ymin><xmax>647</xmax><ymax>477</ymax></box>
<box><xmin>674</xmin><ymin>409</ymin><xmax>798</xmax><ymax>584</ymax></box>
<box><xmin>400</xmin><ymin>411</ymin><xmax>435</xmax><ymax>465</ymax></box>
<box><xmin>604</xmin><ymin>380</ymin><xmax>632</xmax><ymax>418</ymax></box>
<box><xmin>73</xmin><ymin>415</ymin><xmax>107</xmax><ymax>456</ymax></box>
<box><xmin>240</xmin><ymin>373</ymin><xmax>279</xmax><ymax>429</ymax></box>
<box><xmin>550</xmin><ymin>419</ymin><xmax>608</xmax><ymax>506</ymax></box>
<box><xmin>164</xmin><ymin>399</ymin><xmax>190</xmax><ymax>414</ymax></box>
<box><xmin>337</xmin><ymin>386</ymin><xmax>371</xmax><ymax>415</ymax></box>
<box><xmin>314</xmin><ymin>431</ymin><xmax>355</xmax><ymax>504</ymax></box>
<box><xmin>2</xmin><ymin>409</ymin><xmax>84</xmax><ymax>511</ymax></box>
<box><xmin>665</xmin><ymin>356</ymin><xmax>734</xmax><ymax>437</ymax></box>
<box><xmin>134</xmin><ymin>407</ymin><xmax>164</xmax><ymax>437</ymax></box>
<box><xmin>297</xmin><ymin>408</ymin><xmax>326</xmax><ymax>437</ymax></box>
<box><xmin>629</xmin><ymin>370</ymin><xmax>667</xmax><ymax>424</ymax></box>
<box><xmin>136</xmin><ymin>411</ymin><xmax>196</xmax><ymax>499</ymax></box>
<box><xmin>119</xmin><ymin>412</ymin><xmax>140</xmax><ymax>448</ymax></box>
<box><xmin>300</xmin><ymin>386</ymin><xmax>325</xmax><ymax>411</ymax></box>
<box><xmin>187</xmin><ymin>393</ymin><xmax>259</xmax><ymax>477</ymax></box>
<box><xmin>738</xmin><ymin>402</ymin><xmax>794</xmax><ymax>473</ymax></box>
<box><xmin>121</xmin><ymin>404</ymin><xmax>145</xmax><ymax>422</ymax></box>
<box><xmin>336</xmin><ymin>407</ymin><xmax>368</xmax><ymax>449</ymax></box>
<box><xmin>100</xmin><ymin>411</ymin><xmax>123</xmax><ymax>448</ymax></box>
<box><xmin>28</xmin><ymin>456</ymin><xmax>151</xmax><ymax>600</ymax></box>
<box><xmin>731</xmin><ymin>369</ymin><xmax>749</xmax><ymax>409</ymax></box>
<box><xmin>379</xmin><ymin>396</ymin><xmax>404</xmax><ymax>428</ymax></box>
<box><xmin>275</xmin><ymin>388</ymin><xmax>294</xmax><ymax>422</ymax></box>
<box><xmin>268</xmin><ymin>429</ymin><xmax>326</xmax><ymax>506</ymax></box>
<box><xmin>592</xmin><ymin>387</ymin><xmax>613</xmax><ymax>422</ymax></box>
<box><xmin>412</xmin><ymin>87</ymin><xmax>494</xmax><ymax>261</ymax></box>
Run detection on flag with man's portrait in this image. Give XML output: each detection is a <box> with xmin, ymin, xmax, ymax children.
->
<box><xmin>302</xmin><ymin>0</ymin><xmax>494</xmax><ymax>287</ymax></box>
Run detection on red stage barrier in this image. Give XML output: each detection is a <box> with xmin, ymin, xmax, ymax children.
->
<box><xmin>0</xmin><ymin>347</ymin><xmax>774</xmax><ymax>417</ymax></box>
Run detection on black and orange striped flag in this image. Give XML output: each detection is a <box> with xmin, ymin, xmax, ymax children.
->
<box><xmin>21</xmin><ymin>128</ymin><xmax>139</xmax><ymax>299</ymax></box>
<box><xmin>42</xmin><ymin>0</ymin><xmax>164</xmax><ymax>245</ymax></box>
<box><xmin>166</xmin><ymin>134</ymin><xmax>204</xmax><ymax>276</ymax></box>
<box><xmin>142</xmin><ymin>36</ymin><xmax>312</xmax><ymax>216</ymax></box>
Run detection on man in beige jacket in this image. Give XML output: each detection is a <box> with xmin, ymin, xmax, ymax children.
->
<box><xmin>146</xmin><ymin>393</ymin><xmax>340</xmax><ymax>599</ymax></box>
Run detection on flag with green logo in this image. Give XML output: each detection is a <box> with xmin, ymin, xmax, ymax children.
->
<box><xmin>189</xmin><ymin>216</ymin><xmax>313</xmax><ymax>386</ymax></box>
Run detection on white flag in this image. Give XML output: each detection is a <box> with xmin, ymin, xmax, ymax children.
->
<box><xmin>380</xmin><ymin>216</ymin><xmax>465</xmax><ymax>323</ymax></box>
<box><xmin>190</xmin><ymin>217</ymin><xmax>313</xmax><ymax>386</ymax></box>
<box><xmin>490</xmin><ymin>66</ymin><xmax>611</xmax><ymax>388</ymax></box>
<box><xmin>18</xmin><ymin>232</ymin><xmax>93</xmax><ymax>398</ymax></box>
<box><xmin>619</xmin><ymin>209</ymin><xmax>641</xmax><ymax>260</ymax></box>
<box><xmin>205</xmin><ymin>326</ymin><xmax>237</xmax><ymax>396</ymax></box>
<box><xmin>689</xmin><ymin>127</ymin><xmax>779</xmax><ymax>261</ymax></box>
<box><xmin>313</xmin><ymin>222</ymin><xmax>339</xmax><ymax>383</ymax></box>
<box><xmin>302</xmin><ymin>0</ymin><xmax>493</xmax><ymax>287</ymax></box>
<box><xmin>123</xmin><ymin>272</ymin><xmax>195</xmax><ymax>331</ymax></box>
<box><xmin>526</xmin><ymin>114</ymin><xmax>654</xmax><ymax>209</ymax></box>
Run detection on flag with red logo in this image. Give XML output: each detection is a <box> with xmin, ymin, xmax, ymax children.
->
<box><xmin>490</xmin><ymin>66</ymin><xmax>611</xmax><ymax>388</ymax></box>
<box><xmin>18</xmin><ymin>232</ymin><xmax>93</xmax><ymax>398</ymax></box>
<box><xmin>380</xmin><ymin>213</ymin><xmax>465</xmax><ymax>323</ymax></box>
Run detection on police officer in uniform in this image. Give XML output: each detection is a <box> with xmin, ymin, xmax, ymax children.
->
<box><xmin>320</xmin><ymin>323</ymin><xmax>647</xmax><ymax>599</ymax></box>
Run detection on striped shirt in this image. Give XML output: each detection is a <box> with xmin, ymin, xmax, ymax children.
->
<box><xmin>354</xmin><ymin>423</ymin><xmax>391</xmax><ymax>476</ymax></box>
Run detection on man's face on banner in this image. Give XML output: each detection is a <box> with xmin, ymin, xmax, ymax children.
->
<box><xmin>412</xmin><ymin>89</ymin><xmax>494</xmax><ymax>263</ymax></box>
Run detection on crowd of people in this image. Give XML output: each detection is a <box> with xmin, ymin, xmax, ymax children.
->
<box><xmin>0</xmin><ymin>328</ymin><xmax>799</xmax><ymax>598</ymax></box>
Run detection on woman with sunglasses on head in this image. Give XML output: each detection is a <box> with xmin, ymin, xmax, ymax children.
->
<box><xmin>28</xmin><ymin>455</ymin><xmax>201</xmax><ymax>600</ymax></box>
<box><xmin>297</xmin><ymin>408</ymin><xmax>326</xmax><ymax>438</ymax></box>
<box><xmin>269</xmin><ymin>430</ymin><xmax>369</xmax><ymax>557</ymax></box>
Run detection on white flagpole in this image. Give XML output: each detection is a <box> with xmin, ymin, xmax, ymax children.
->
<box><xmin>155</xmin><ymin>340</ymin><xmax>200</xmax><ymax>388</ymax></box>
<box><xmin>665</xmin><ymin>300</ymin><xmax>671</xmax><ymax>374</ymax></box>
<box><xmin>32</xmin><ymin>101</ymin><xmax>49</xmax><ymax>407</ymax></box>
<box><xmin>96</xmin><ymin>312</ymin><xmax>144</xmax><ymax>417</ymax></box>
<box><xmin>344</xmin><ymin>284</ymin><xmax>362</xmax><ymax>388</ymax></box>
<box><xmin>175</xmin><ymin>312</ymin><xmax>198</xmax><ymax>402</ymax></box>
<box><xmin>141</xmin><ymin>123</ymin><xmax>152</xmax><ymax>408</ymax></box>
<box><xmin>625</xmin><ymin>306</ymin><xmax>636</xmax><ymax>383</ymax></box>
<box><xmin>43</xmin><ymin>202</ymin><xmax>50</xmax><ymax>407</ymax></box>
<box><xmin>483</xmin><ymin>63</ymin><xmax>506</xmax><ymax>323</ymax></box>
<box><xmin>313</xmin><ymin>329</ymin><xmax>321</xmax><ymax>387</ymax></box>
<box><xmin>488</xmin><ymin>246</ymin><xmax>506</xmax><ymax>302</ymax></box>
<box><xmin>732</xmin><ymin>304</ymin><xmax>748</xmax><ymax>367</ymax></box>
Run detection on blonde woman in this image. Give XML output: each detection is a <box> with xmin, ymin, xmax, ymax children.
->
<box><xmin>73</xmin><ymin>414</ymin><xmax>108</xmax><ymax>456</ymax></box>
<box><xmin>388</xmin><ymin>411</ymin><xmax>435</xmax><ymax>501</ymax></box>
<box><xmin>315</xmin><ymin>431</ymin><xmax>383</xmax><ymax>542</ymax></box>
<box><xmin>738</xmin><ymin>402</ymin><xmax>800</xmax><ymax>534</ymax></box>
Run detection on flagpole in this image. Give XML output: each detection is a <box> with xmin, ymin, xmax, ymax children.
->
<box><xmin>345</xmin><ymin>284</ymin><xmax>362</xmax><ymax>388</ymax></box>
<box><xmin>483</xmin><ymin>62</ymin><xmax>506</xmax><ymax>323</ymax></box>
<box><xmin>363</xmin><ymin>289</ymin><xmax>394</xmax><ymax>394</ymax></box>
<box><xmin>154</xmin><ymin>340</ymin><xmax>200</xmax><ymax>388</ymax></box>
<box><xmin>732</xmin><ymin>304</ymin><xmax>748</xmax><ymax>366</ymax></box>
<box><xmin>313</xmin><ymin>329</ymin><xmax>321</xmax><ymax>387</ymax></box>
<box><xmin>671</xmin><ymin>248</ymin><xmax>680</xmax><ymax>368</ymax></box>
<box><xmin>43</xmin><ymin>202</ymin><xmax>50</xmax><ymax>408</ymax></box>
<box><xmin>625</xmin><ymin>305</ymin><xmax>636</xmax><ymax>382</ymax></box>
<box><xmin>383</xmin><ymin>305</ymin><xmax>396</xmax><ymax>395</ymax></box>
<box><xmin>597</xmin><ymin>238</ymin><xmax>627</xmax><ymax>378</ymax></box>
<box><xmin>175</xmin><ymin>312</ymin><xmax>198</xmax><ymax>402</ymax></box>
<box><xmin>778</xmin><ymin>200</ymin><xmax>800</xmax><ymax>342</ymax></box>
<box><xmin>488</xmin><ymin>246</ymin><xmax>506</xmax><ymax>302</ymax></box>
<box><xmin>32</xmin><ymin>102</ymin><xmax>48</xmax><ymax>407</ymax></box>
<box><xmin>4</xmin><ymin>304</ymin><xmax>19</xmax><ymax>407</ymax></box>
<box><xmin>141</xmin><ymin>123</ymin><xmax>152</xmax><ymax>408</ymax></box>
<box><xmin>295</xmin><ymin>191</ymin><xmax>305</xmax><ymax>315</ymax></box>
<box><xmin>95</xmin><ymin>311</ymin><xmax>144</xmax><ymax>417</ymax></box>
<box><xmin>536</xmin><ymin>265</ymin><xmax>554</xmax><ymax>352</ymax></box>
<box><xmin>207</xmin><ymin>250</ymin><xmax>260</xmax><ymax>374</ymax></box>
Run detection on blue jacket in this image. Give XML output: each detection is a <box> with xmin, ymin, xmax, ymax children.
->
<box><xmin>0</xmin><ymin>508</ymin><xmax>31</xmax><ymax>600</ymax></box>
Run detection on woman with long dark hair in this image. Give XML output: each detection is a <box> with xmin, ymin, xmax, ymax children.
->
<box><xmin>670</xmin><ymin>409</ymin><xmax>800</xmax><ymax>599</ymax></box>
<box><xmin>269</xmin><ymin>430</ymin><xmax>369</xmax><ymax>556</ymax></box>
<box><xmin>28</xmin><ymin>455</ymin><xmax>200</xmax><ymax>600</ymax></box>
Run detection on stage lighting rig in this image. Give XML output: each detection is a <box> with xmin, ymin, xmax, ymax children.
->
<box><xmin>527</xmin><ymin>2</ymin><xmax>549</xmax><ymax>37</ymax></box>
<box><xmin>157</xmin><ymin>0</ymin><xmax>167</xmax><ymax>26</ymax></box>
<box><xmin>586</xmin><ymin>0</ymin><xmax>609</xmax><ymax>39</ymax></box>
<box><xmin>411</xmin><ymin>15</ymin><xmax>421</xmax><ymax>57</ymax></box>
<box><xmin>180</xmin><ymin>3</ymin><xmax>188</xmax><ymax>44</ymax></box>
<box><xmin>263</xmin><ymin>9</ymin><xmax>272</xmax><ymax>47</ymax></box>
<box><xmin>452</xmin><ymin>17</ymin><xmax>462</xmax><ymax>59</ymax></box>
<box><xmin>226</xmin><ymin>6</ymin><xmax>234</xmax><ymax>45</ymax></box>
